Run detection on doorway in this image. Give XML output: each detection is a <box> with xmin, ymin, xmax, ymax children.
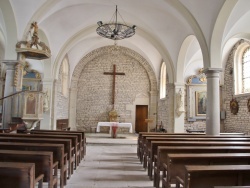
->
<box><xmin>135</xmin><ymin>105</ymin><xmax>148</xmax><ymax>133</ymax></box>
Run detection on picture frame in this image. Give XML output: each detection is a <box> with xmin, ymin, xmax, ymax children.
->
<box><xmin>187</xmin><ymin>84</ymin><xmax>206</xmax><ymax>120</ymax></box>
<box><xmin>195</xmin><ymin>91</ymin><xmax>207</xmax><ymax>116</ymax></box>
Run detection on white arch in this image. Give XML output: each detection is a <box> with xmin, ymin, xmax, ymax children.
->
<box><xmin>176</xmin><ymin>35</ymin><xmax>200</xmax><ymax>83</ymax></box>
<box><xmin>0</xmin><ymin>0</ymin><xmax>18</xmax><ymax>60</ymax></box>
<box><xmin>167</xmin><ymin>0</ymin><xmax>209</xmax><ymax>69</ymax></box>
<box><xmin>211</xmin><ymin>0</ymin><xmax>238</xmax><ymax>69</ymax></box>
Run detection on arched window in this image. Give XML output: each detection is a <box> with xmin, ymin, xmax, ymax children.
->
<box><xmin>242</xmin><ymin>47</ymin><xmax>250</xmax><ymax>93</ymax></box>
<box><xmin>61</xmin><ymin>57</ymin><xmax>69</xmax><ymax>97</ymax></box>
<box><xmin>234</xmin><ymin>42</ymin><xmax>250</xmax><ymax>95</ymax></box>
<box><xmin>160</xmin><ymin>62</ymin><xmax>166</xmax><ymax>99</ymax></box>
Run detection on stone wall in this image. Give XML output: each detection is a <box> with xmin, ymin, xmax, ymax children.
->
<box><xmin>157</xmin><ymin>83</ymin><xmax>175</xmax><ymax>133</ymax></box>
<box><xmin>224</xmin><ymin>40</ymin><xmax>250</xmax><ymax>134</ymax></box>
<box><xmin>75</xmin><ymin>46</ymin><xmax>154</xmax><ymax>132</ymax></box>
<box><xmin>56</xmin><ymin>64</ymin><xmax>69</xmax><ymax>119</ymax></box>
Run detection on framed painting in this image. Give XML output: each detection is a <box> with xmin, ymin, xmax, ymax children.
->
<box><xmin>195</xmin><ymin>91</ymin><xmax>207</xmax><ymax>116</ymax></box>
<box><xmin>187</xmin><ymin>84</ymin><xmax>206</xmax><ymax>120</ymax></box>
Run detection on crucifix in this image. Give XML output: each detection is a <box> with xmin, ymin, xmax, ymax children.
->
<box><xmin>104</xmin><ymin>64</ymin><xmax>125</xmax><ymax>108</ymax></box>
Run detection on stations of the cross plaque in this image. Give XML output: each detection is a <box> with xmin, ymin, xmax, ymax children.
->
<box><xmin>104</xmin><ymin>64</ymin><xmax>125</xmax><ymax>108</ymax></box>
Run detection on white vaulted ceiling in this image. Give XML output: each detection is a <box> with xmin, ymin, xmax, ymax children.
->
<box><xmin>1</xmin><ymin>0</ymin><xmax>250</xmax><ymax>84</ymax></box>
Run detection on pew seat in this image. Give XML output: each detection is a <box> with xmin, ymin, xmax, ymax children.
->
<box><xmin>176</xmin><ymin>165</ymin><xmax>250</xmax><ymax>188</ymax></box>
<box><xmin>0</xmin><ymin>142</ymin><xmax>66</xmax><ymax>188</ymax></box>
<box><xmin>154</xmin><ymin>146</ymin><xmax>250</xmax><ymax>188</ymax></box>
<box><xmin>162</xmin><ymin>153</ymin><xmax>250</xmax><ymax>188</ymax></box>
<box><xmin>0</xmin><ymin>162</ymin><xmax>44</xmax><ymax>188</ymax></box>
<box><xmin>0</xmin><ymin>150</ymin><xmax>58</xmax><ymax>188</ymax></box>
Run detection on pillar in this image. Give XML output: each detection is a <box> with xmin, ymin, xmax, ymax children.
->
<box><xmin>2</xmin><ymin>61</ymin><xmax>18</xmax><ymax>128</ymax></box>
<box><xmin>204</xmin><ymin>68</ymin><xmax>222</xmax><ymax>135</ymax></box>
<box><xmin>69</xmin><ymin>79</ymin><xmax>78</xmax><ymax>131</ymax></box>
<box><xmin>149</xmin><ymin>90</ymin><xmax>158</xmax><ymax>131</ymax></box>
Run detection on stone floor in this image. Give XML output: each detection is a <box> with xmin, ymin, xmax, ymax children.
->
<box><xmin>65</xmin><ymin>133</ymin><xmax>154</xmax><ymax>188</ymax></box>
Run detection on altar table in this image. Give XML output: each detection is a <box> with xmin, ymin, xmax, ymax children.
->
<box><xmin>96</xmin><ymin>122</ymin><xmax>133</xmax><ymax>133</ymax></box>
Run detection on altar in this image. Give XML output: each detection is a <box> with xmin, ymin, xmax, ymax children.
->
<box><xmin>96</xmin><ymin>122</ymin><xmax>133</xmax><ymax>134</ymax></box>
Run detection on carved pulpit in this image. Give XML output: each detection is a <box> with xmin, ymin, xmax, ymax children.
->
<box><xmin>109</xmin><ymin>109</ymin><xmax>118</xmax><ymax>122</ymax></box>
<box><xmin>22</xmin><ymin>91</ymin><xmax>44</xmax><ymax>129</ymax></box>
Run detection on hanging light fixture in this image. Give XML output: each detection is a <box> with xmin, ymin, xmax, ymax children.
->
<box><xmin>96</xmin><ymin>5</ymin><xmax>136</xmax><ymax>40</ymax></box>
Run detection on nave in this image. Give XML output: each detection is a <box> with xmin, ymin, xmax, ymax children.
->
<box><xmin>66</xmin><ymin>133</ymin><xmax>153</xmax><ymax>188</ymax></box>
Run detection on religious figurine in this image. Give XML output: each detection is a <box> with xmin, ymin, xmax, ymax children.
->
<box><xmin>109</xmin><ymin>109</ymin><xmax>118</xmax><ymax>122</ymax></box>
<box><xmin>29</xmin><ymin>22</ymin><xmax>40</xmax><ymax>49</ymax></box>
<box><xmin>43</xmin><ymin>90</ymin><xmax>50</xmax><ymax>112</ymax></box>
<box><xmin>175</xmin><ymin>88</ymin><xmax>185</xmax><ymax>116</ymax></box>
<box><xmin>230</xmin><ymin>97</ymin><xmax>239</xmax><ymax>115</ymax></box>
<box><xmin>247</xmin><ymin>98</ymin><xmax>250</xmax><ymax>112</ymax></box>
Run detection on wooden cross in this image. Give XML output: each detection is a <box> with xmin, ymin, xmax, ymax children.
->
<box><xmin>104</xmin><ymin>64</ymin><xmax>125</xmax><ymax>107</ymax></box>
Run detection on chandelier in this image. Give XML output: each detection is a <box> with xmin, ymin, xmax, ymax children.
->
<box><xmin>96</xmin><ymin>5</ymin><xmax>136</xmax><ymax>40</ymax></box>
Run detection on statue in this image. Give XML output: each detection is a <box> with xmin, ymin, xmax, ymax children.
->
<box><xmin>29</xmin><ymin>22</ymin><xmax>39</xmax><ymax>49</ymax></box>
<box><xmin>109</xmin><ymin>109</ymin><xmax>118</xmax><ymax>122</ymax></box>
<box><xmin>43</xmin><ymin>90</ymin><xmax>50</xmax><ymax>112</ymax></box>
<box><xmin>175</xmin><ymin>88</ymin><xmax>185</xmax><ymax>116</ymax></box>
<box><xmin>230</xmin><ymin>97</ymin><xmax>239</xmax><ymax>115</ymax></box>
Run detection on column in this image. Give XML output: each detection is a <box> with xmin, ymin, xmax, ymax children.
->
<box><xmin>69</xmin><ymin>79</ymin><xmax>78</xmax><ymax>131</ymax></box>
<box><xmin>51</xmin><ymin>79</ymin><xmax>59</xmax><ymax>130</ymax></box>
<box><xmin>204</xmin><ymin>68</ymin><xmax>222</xmax><ymax>135</ymax></box>
<box><xmin>2</xmin><ymin>61</ymin><xmax>18</xmax><ymax>128</ymax></box>
<box><xmin>149</xmin><ymin>90</ymin><xmax>158</xmax><ymax>131</ymax></box>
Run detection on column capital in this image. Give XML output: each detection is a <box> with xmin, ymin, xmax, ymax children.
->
<box><xmin>174</xmin><ymin>82</ymin><xmax>185</xmax><ymax>87</ymax></box>
<box><xmin>3</xmin><ymin>60</ymin><xmax>18</xmax><ymax>70</ymax></box>
<box><xmin>203</xmin><ymin>68</ymin><xmax>222</xmax><ymax>74</ymax></box>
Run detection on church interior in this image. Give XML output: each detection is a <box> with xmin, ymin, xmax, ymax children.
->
<box><xmin>1</xmin><ymin>0</ymin><xmax>250</xmax><ymax>188</ymax></box>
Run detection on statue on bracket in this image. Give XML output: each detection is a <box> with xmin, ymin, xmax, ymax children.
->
<box><xmin>176</xmin><ymin>88</ymin><xmax>185</xmax><ymax>116</ymax></box>
<box><xmin>230</xmin><ymin>97</ymin><xmax>239</xmax><ymax>115</ymax></box>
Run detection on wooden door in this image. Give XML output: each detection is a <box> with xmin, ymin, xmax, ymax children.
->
<box><xmin>135</xmin><ymin>105</ymin><xmax>148</xmax><ymax>133</ymax></box>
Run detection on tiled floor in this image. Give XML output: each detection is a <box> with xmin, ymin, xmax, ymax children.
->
<box><xmin>65</xmin><ymin>133</ymin><xmax>154</xmax><ymax>188</ymax></box>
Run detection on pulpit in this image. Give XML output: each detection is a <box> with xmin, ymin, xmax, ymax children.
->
<box><xmin>21</xmin><ymin>91</ymin><xmax>44</xmax><ymax>129</ymax></box>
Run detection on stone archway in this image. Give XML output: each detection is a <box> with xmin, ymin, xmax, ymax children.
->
<box><xmin>69</xmin><ymin>45</ymin><xmax>157</xmax><ymax>131</ymax></box>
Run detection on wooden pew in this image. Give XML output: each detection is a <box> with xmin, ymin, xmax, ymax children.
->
<box><xmin>0</xmin><ymin>150</ymin><xmax>58</xmax><ymax>188</ymax></box>
<box><xmin>0</xmin><ymin>136</ymin><xmax>73</xmax><ymax>179</ymax></box>
<box><xmin>163</xmin><ymin>153</ymin><xmax>250</xmax><ymax>188</ymax></box>
<box><xmin>148</xmin><ymin>139</ymin><xmax>250</xmax><ymax>185</ymax></box>
<box><xmin>154</xmin><ymin>146</ymin><xmax>250</xmax><ymax>188</ymax></box>
<box><xmin>144</xmin><ymin>137</ymin><xmax>250</xmax><ymax>171</ymax></box>
<box><xmin>141</xmin><ymin>135</ymin><xmax>250</xmax><ymax>164</ymax></box>
<box><xmin>0</xmin><ymin>133</ymin><xmax>78</xmax><ymax>170</ymax></box>
<box><xmin>30</xmin><ymin>130</ymin><xmax>84</xmax><ymax>162</ymax></box>
<box><xmin>0</xmin><ymin>162</ymin><xmax>44</xmax><ymax>188</ymax></box>
<box><xmin>30</xmin><ymin>129</ymin><xmax>86</xmax><ymax>156</ymax></box>
<box><xmin>0</xmin><ymin>142</ymin><xmax>66</xmax><ymax>188</ymax></box>
<box><xmin>175</xmin><ymin>165</ymin><xmax>250</xmax><ymax>188</ymax></box>
<box><xmin>214</xmin><ymin>186</ymin><xmax>250</xmax><ymax>188</ymax></box>
<box><xmin>137</xmin><ymin>133</ymin><xmax>203</xmax><ymax>159</ymax></box>
<box><xmin>137</xmin><ymin>132</ymin><xmax>245</xmax><ymax>158</ymax></box>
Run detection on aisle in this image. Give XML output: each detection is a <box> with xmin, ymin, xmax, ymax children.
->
<box><xmin>66</xmin><ymin>133</ymin><xmax>154</xmax><ymax>188</ymax></box>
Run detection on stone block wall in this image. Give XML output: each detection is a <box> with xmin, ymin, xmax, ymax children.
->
<box><xmin>157</xmin><ymin>83</ymin><xmax>175</xmax><ymax>133</ymax></box>
<box><xmin>76</xmin><ymin>47</ymin><xmax>151</xmax><ymax>132</ymax></box>
<box><xmin>56</xmin><ymin>64</ymin><xmax>69</xmax><ymax>119</ymax></box>
<box><xmin>223</xmin><ymin>40</ymin><xmax>250</xmax><ymax>135</ymax></box>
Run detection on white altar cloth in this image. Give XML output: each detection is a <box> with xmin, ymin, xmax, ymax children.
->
<box><xmin>96</xmin><ymin>122</ymin><xmax>133</xmax><ymax>133</ymax></box>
